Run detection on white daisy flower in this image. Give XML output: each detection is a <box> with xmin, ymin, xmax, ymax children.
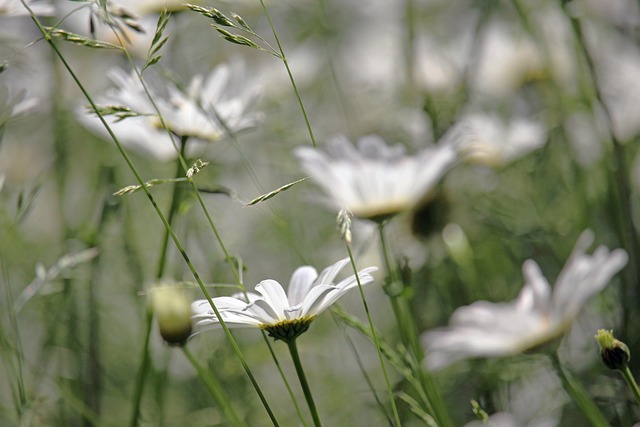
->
<box><xmin>79</xmin><ymin>62</ymin><xmax>262</xmax><ymax>161</ymax></box>
<box><xmin>423</xmin><ymin>231</ymin><xmax>627</xmax><ymax>371</ymax></box>
<box><xmin>192</xmin><ymin>258</ymin><xmax>377</xmax><ymax>342</ymax></box>
<box><xmin>295</xmin><ymin>135</ymin><xmax>458</xmax><ymax>222</ymax></box>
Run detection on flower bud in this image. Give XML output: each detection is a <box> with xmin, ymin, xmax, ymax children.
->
<box><xmin>150</xmin><ymin>286</ymin><xmax>193</xmax><ymax>346</ymax></box>
<box><xmin>595</xmin><ymin>329</ymin><xmax>630</xmax><ymax>371</ymax></box>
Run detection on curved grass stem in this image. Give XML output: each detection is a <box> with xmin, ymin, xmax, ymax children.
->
<box><xmin>182</xmin><ymin>346</ymin><xmax>247</xmax><ymax>427</ymax></box>
<box><xmin>550</xmin><ymin>353</ymin><xmax>610</xmax><ymax>427</ymax></box>
<box><xmin>258</xmin><ymin>0</ymin><xmax>317</xmax><ymax>148</ymax></box>
<box><xmin>345</xmin><ymin>244</ymin><xmax>402</xmax><ymax>427</ymax></box>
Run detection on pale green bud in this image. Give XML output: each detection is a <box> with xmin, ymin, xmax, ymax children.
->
<box><xmin>150</xmin><ymin>286</ymin><xmax>193</xmax><ymax>346</ymax></box>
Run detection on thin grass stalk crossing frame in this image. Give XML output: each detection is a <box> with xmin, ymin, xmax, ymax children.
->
<box><xmin>345</xmin><ymin>243</ymin><xmax>402</xmax><ymax>427</ymax></box>
<box><xmin>129</xmin><ymin>138</ymin><xmax>188</xmax><ymax>427</ymax></box>
<box><xmin>182</xmin><ymin>346</ymin><xmax>247</xmax><ymax>427</ymax></box>
<box><xmin>550</xmin><ymin>353</ymin><xmax>610</xmax><ymax>427</ymax></box>
<box><xmin>258</xmin><ymin>0</ymin><xmax>317</xmax><ymax>148</ymax></box>
<box><xmin>22</xmin><ymin>8</ymin><xmax>280</xmax><ymax>426</ymax></box>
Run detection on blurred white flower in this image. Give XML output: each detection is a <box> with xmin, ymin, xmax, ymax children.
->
<box><xmin>79</xmin><ymin>62</ymin><xmax>262</xmax><ymax>161</ymax></box>
<box><xmin>449</xmin><ymin>113</ymin><xmax>547</xmax><ymax>166</ymax></box>
<box><xmin>591</xmin><ymin>32</ymin><xmax>640</xmax><ymax>141</ymax></box>
<box><xmin>470</xmin><ymin>13</ymin><xmax>573</xmax><ymax>99</ymax></box>
<box><xmin>423</xmin><ymin>231</ymin><xmax>627</xmax><ymax>370</ymax></box>
<box><xmin>295</xmin><ymin>135</ymin><xmax>457</xmax><ymax>221</ymax></box>
<box><xmin>0</xmin><ymin>0</ymin><xmax>53</xmax><ymax>16</ymax></box>
<box><xmin>414</xmin><ymin>35</ymin><xmax>468</xmax><ymax>93</ymax></box>
<box><xmin>192</xmin><ymin>258</ymin><xmax>377</xmax><ymax>341</ymax></box>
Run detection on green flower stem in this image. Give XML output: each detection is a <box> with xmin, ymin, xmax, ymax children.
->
<box><xmin>182</xmin><ymin>346</ymin><xmax>247</xmax><ymax>427</ymax></box>
<box><xmin>560</xmin><ymin>0</ymin><xmax>640</xmax><ymax>341</ymax></box>
<box><xmin>377</xmin><ymin>223</ymin><xmax>419</xmax><ymax>354</ymax></box>
<box><xmin>377</xmin><ymin>223</ymin><xmax>453</xmax><ymax>427</ymax></box>
<box><xmin>345</xmin><ymin>244</ymin><xmax>402</xmax><ymax>427</ymax></box>
<box><xmin>155</xmin><ymin>137</ymin><xmax>188</xmax><ymax>279</ymax></box>
<box><xmin>551</xmin><ymin>353</ymin><xmax>610</xmax><ymax>427</ymax></box>
<box><xmin>129</xmin><ymin>310</ymin><xmax>154</xmax><ymax>427</ymax></box>
<box><xmin>129</xmin><ymin>139</ymin><xmax>189</xmax><ymax>427</ymax></box>
<box><xmin>258</xmin><ymin>0</ymin><xmax>317</xmax><ymax>148</ymax></box>
<box><xmin>24</xmin><ymin>11</ymin><xmax>279</xmax><ymax>427</ymax></box>
<box><xmin>620</xmin><ymin>367</ymin><xmax>640</xmax><ymax>407</ymax></box>
<box><xmin>287</xmin><ymin>339</ymin><xmax>322</xmax><ymax>427</ymax></box>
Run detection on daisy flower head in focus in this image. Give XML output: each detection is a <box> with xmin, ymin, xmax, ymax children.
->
<box><xmin>295</xmin><ymin>135</ymin><xmax>458</xmax><ymax>222</ymax></box>
<box><xmin>422</xmin><ymin>230</ymin><xmax>627</xmax><ymax>371</ymax></box>
<box><xmin>192</xmin><ymin>258</ymin><xmax>377</xmax><ymax>342</ymax></box>
<box><xmin>79</xmin><ymin>61</ymin><xmax>262</xmax><ymax>161</ymax></box>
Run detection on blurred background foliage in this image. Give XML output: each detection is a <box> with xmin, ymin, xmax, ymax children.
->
<box><xmin>2</xmin><ymin>0</ymin><xmax>640</xmax><ymax>426</ymax></box>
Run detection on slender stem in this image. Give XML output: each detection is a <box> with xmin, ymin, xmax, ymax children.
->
<box><xmin>24</xmin><ymin>12</ymin><xmax>279</xmax><ymax>427</ymax></box>
<box><xmin>261</xmin><ymin>334</ymin><xmax>311</xmax><ymax>427</ymax></box>
<box><xmin>258</xmin><ymin>0</ymin><xmax>317</xmax><ymax>148</ymax></box>
<box><xmin>182</xmin><ymin>346</ymin><xmax>247</xmax><ymax>427</ymax></box>
<box><xmin>404</xmin><ymin>0</ymin><xmax>416</xmax><ymax>96</ymax></box>
<box><xmin>129</xmin><ymin>310</ymin><xmax>154</xmax><ymax>427</ymax></box>
<box><xmin>377</xmin><ymin>223</ymin><xmax>421</xmax><ymax>357</ymax></box>
<box><xmin>550</xmin><ymin>353</ymin><xmax>610</xmax><ymax>427</ymax></box>
<box><xmin>0</xmin><ymin>256</ymin><xmax>26</xmax><ymax>419</ymax></box>
<box><xmin>377</xmin><ymin>222</ymin><xmax>453</xmax><ymax>427</ymax></box>
<box><xmin>130</xmin><ymin>140</ymin><xmax>188</xmax><ymax>427</ymax></box>
<box><xmin>620</xmin><ymin>367</ymin><xmax>640</xmax><ymax>407</ymax></box>
<box><xmin>287</xmin><ymin>339</ymin><xmax>322</xmax><ymax>427</ymax></box>
<box><xmin>345</xmin><ymin>244</ymin><xmax>402</xmax><ymax>427</ymax></box>
<box><xmin>156</xmin><ymin>137</ymin><xmax>188</xmax><ymax>279</ymax></box>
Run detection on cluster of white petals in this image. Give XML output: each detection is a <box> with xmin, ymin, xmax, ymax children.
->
<box><xmin>295</xmin><ymin>135</ymin><xmax>457</xmax><ymax>220</ymax></box>
<box><xmin>423</xmin><ymin>230</ymin><xmax>627</xmax><ymax>370</ymax></box>
<box><xmin>192</xmin><ymin>258</ymin><xmax>377</xmax><ymax>333</ymax></box>
<box><xmin>79</xmin><ymin>62</ymin><xmax>261</xmax><ymax>161</ymax></box>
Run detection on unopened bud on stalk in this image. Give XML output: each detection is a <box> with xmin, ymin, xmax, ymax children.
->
<box><xmin>150</xmin><ymin>286</ymin><xmax>193</xmax><ymax>346</ymax></box>
<box><xmin>595</xmin><ymin>329</ymin><xmax>630</xmax><ymax>371</ymax></box>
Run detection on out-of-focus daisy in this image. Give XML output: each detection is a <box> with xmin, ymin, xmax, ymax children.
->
<box><xmin>449</xmin><ymin>113</ymin><xmax>547</xmax><ymax>166</ymax></box>
<box><xmin>295</xmin><ymin>135</ymin><xmax>457</xmax><ymax>222</ymax></box>
<box><xmin>79</xmin><ymin>62</ymin><xmax>262</xmax><ymax>161</ymax></box>
<box><xmin>0</xmin><ymin>0</ymin><xmax>53</xmax><ymax>16</ymax></box>
<box><xmin>470</xmin><ymin>15</ymin><xmax>573</xmax><ymax>99</ymax></box>
<box><xmin>423</xmin><ymin>231</ymin><xmax>627</xmax><ymax>371</ymax></box>
<box><xmin>192</xmin><ymin>258</ymin><xmax>377</xmax><ymax>342</ymax></box>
